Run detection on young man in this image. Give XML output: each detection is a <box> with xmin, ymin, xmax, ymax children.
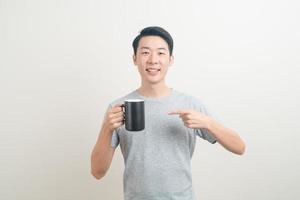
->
<box><xmin>91</xmin><ymin>26</ymin><xmax>246</xmax><ymax>200</ymax></box>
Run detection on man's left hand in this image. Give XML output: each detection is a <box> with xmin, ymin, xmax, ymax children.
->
<box><xmin>168</xmin><ymin>109</ymin><xmax>211</xmax><ymax>129</ymax></box>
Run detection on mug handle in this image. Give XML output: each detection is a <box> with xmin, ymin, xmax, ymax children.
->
<box><xmin>120</xmin><ymin>104</ymin><xmax>125</xmax><ymax>123</ymax></box>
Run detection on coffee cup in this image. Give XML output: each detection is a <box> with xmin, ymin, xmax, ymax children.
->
<box><xmin>122</xmin><ymin>99</ymin><xmax>145</xmax><ymax>131</ymax></box>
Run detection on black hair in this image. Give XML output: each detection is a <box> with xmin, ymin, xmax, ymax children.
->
<box><xmin>132</xmin><ymin>26</ymin><xmax>173</xmax><ymax>56</ymax></box>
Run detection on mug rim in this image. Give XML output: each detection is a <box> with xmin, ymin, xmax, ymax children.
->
<box><xmin>125</xmin><ymin>99</ymin><xmax>144</xmax><ymax>102</ymax></box>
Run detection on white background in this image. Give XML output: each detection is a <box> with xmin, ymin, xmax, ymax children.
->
<box><xmin>1</xmin><ymin>0</ymin><xmax>299</xmax><ymax>199</ymax></box>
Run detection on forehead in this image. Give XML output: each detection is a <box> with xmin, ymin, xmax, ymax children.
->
<box><xmin>138</xmin><ymin>36</ymin><xmax>169</xmax><ymax>50</ymax></box>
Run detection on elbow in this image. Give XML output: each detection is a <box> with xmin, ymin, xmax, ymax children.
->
<box><xmin>91</xmin><ymin>168</ymin><xmax>106</xmax><ymax>180</ymax></box>
<box><xmin>235</xmin><ymin>141</ymin><xmax>246</xmax><ymax>155</ymax></box>
<box><xmin>90</xmin><ymin>152</ymin><xmax>108</xmax><ymax>180</ymax></box>
<box><xmin>90</xmin><ymin>159</ymin><xmax>107</xmax><ymax>180</ymax></box>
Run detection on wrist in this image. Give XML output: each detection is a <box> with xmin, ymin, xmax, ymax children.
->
<box><xmin>102</xmin><ymin>124</ymin><xmax>114</xmax><ymax>135</ymax></box>
<box><xmin>205</xmin><ymin>116</ymin><xmax>214</xmax><ymax>131</ymax></box>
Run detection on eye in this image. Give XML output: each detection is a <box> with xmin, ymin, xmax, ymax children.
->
<box><xmin>141</xmin><ymin>51</ymin><xmax>149</xmax><ymax>55</ymax></box>
<box><xmin>158</xmin><ymin>52</ymin><xmax>165</xmax><ymax>55</ymax></box>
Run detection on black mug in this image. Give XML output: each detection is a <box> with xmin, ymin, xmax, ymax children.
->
<box><xmin>123</xmin><ymin>99</ymin><xmax>145</xmax><ymax>131</ymax></box>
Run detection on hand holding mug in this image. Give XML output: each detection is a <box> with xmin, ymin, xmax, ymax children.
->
<box><xmin>103</xmin><ymin>104</ymin><xmax>125</xmax><ymax>132</ymax></box>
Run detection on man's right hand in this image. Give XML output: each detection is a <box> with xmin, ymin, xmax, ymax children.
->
<box><xmin>91</xmin><ymin>104</ymin><xmax>123</xmax><ymax>179</ymax></box>
<box><xmin>103</xmin><ymin>104</ymin><xmax>125</xmax><ymax>132</ymax></box>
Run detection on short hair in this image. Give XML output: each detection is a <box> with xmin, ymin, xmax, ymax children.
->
<box><xmin>132</xmin><ymin>26</ymin><xmax>174</xmax><ymax>56</ymax></box>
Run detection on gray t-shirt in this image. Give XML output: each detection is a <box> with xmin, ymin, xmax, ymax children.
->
<box><xmin>109</xmin><ymin>89</ymin><xmax>217</xmax><ymax>200</ymax></box>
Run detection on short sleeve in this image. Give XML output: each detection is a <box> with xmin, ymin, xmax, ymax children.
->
<box><xmin>195</xmin><ymin>129</ymin><xmax>217</xmax><ymax>144</ymax></box>
<box><xmin>106</xmin><ymin>104</ymin><xmax>120</xmax><ymax>148</ymax></box>
<box><xmin>111</xmin><ymin>130</ymin><xmax>120</xmax><ymax>148</ymax></box>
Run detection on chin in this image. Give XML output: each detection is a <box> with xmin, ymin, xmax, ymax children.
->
<box><xmin>145</xmin><ymin>79</ymin><xmax>162</xmax><ymax>85</ymax></box>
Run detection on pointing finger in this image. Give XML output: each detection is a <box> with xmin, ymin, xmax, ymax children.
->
<box><xmin>168</xmin><ymin>110</ymin><xmax>181</xmax><ymax>115</ymax></box>
<box><xmin>168</xmin><ymin>109</ymin><xmax>191</xmax><ymax>115</ymax></box>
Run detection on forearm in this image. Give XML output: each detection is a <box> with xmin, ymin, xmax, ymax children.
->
<box><xmin>91</xmin><ymin>126</ymin><xmax>115</xmax><ymax>179</ymax></box>
<box><xmin>206</xmin><ymin>118</ymin><xmax>246</xmax><ymax>155</ymax></box>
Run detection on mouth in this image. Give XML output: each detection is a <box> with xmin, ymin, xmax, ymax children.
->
<box><xmin>146</xmin><ymin>68</ymin><xmax>161</xmax><ymax>72</ymax></box>
<box><xmin>146</xmin><ymin>68</ymin><xmax>161</xmax><ymax>76</ymax></box>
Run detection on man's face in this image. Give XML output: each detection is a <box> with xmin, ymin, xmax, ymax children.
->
<box><xmin>133</xmin><ymin>36</ymin><xmax>174</xmax><ymax>85</ymax></box>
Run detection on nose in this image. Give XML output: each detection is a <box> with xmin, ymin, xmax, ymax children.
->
<box><xmin>147</xmin><ymin>53</ymin><xmax>158</xmax><ymax>64</ymax></box>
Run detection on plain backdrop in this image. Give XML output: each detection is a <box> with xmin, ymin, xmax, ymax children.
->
<box><xmin>1</xmin><ymin>0</ymin><xmax>299</xmax><ymax>199</ymax></box>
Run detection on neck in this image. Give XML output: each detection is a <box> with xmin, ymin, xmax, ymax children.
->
<box><xmin>137</xmin><ymin>82</ymin><xmax>171</xmax><ymax>98</ymax></box>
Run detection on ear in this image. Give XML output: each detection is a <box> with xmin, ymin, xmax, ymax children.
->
<box><xmin>169</xmin><ymin>55</ymin><xmax>174</xmax><ymax>66</ymax></box>
<box><xmin>133</xmin><ymin>54</ymin><xmax>137</xmax><ymax>65</ymax></box>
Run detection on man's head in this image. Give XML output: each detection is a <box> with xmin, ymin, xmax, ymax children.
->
<box><xmin>132</xmin><ymin>26</ymin><xmax>173</xmax><ymax>56</ymax></box>
<box><xmin>132</xmin><ymin>26</ymin><xmax>174</xmax><ymax>86</ymax></box>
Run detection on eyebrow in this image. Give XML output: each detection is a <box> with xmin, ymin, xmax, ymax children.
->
<box><xmin>139</xmin><ymin>47</ymin><xmax>167</xmax><ymax>51</ymax></box>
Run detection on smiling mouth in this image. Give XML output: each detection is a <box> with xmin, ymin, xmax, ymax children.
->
<box><xmin>146</xmin><ymin>68</ymin><xmax>161</xmax><ymax>72</ymax></box>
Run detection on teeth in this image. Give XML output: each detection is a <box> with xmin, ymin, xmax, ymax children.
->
<box><xmin>146</xmin><ymin>69</ymin><xmax>160</xmax><ymax>72</ymax></box>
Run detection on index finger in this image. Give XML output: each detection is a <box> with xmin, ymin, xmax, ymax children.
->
<box><xmin>111</xmin><ymin>104</ymin><xmax>124</xmax><ymax>113</ymax></box>
<box><xmin>168</xmin><ymin>110</ymin><xmax>181</xmax><ymax>115</ymax></box>
<box><xmin>168</xmin><ymin>109</ymin><xmax>190</xmax><ymax>115</ymax></box>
